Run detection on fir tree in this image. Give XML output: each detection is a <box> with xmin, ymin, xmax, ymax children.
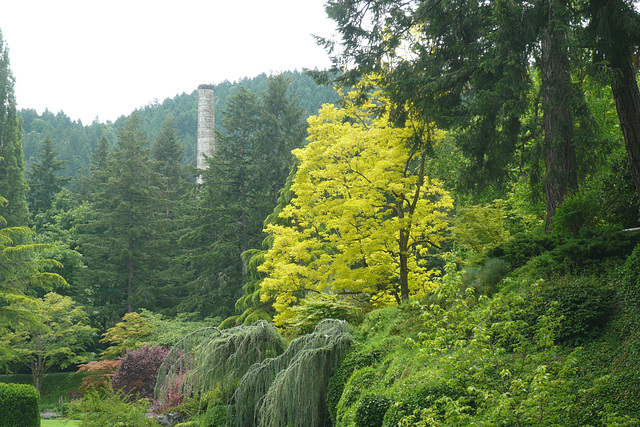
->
<box><xmin>27</xmin><ymin>135</ymin><xmax>71</xmax><ymax>217</ymax></box>
<box><xmin>0</xmin><ymin>30</ymin><xmax>29</xmax><ymax>227</ymax></box>
<box><xmin>259</xmin><ymin>74</ymin><xmax>306</xmax><ymax>205</ymax></box>
<box><xmin>78</xmin><ymin>113</ymin><xmax>165</xmax><ymax>327</ymax></box>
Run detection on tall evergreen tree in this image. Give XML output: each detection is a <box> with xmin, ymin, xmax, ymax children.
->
<box><xmin>321</xmin><ymin>0</ymin><xmax>594</xmax><ymax>229</ymax></box>
<box><xmin>78</xmin><ymin>113</ymin><xmax>165</xmax><ymax>328</ymax></box>
<box><xmin>27</xmin><ymin>135</ymin><xmax>71</xmax><ymax>217</ymax></box>
<box><xmin>179</xmin><ymin>87</ymin><xmax>264</xmax><ymax>318</ymax></box>
<box><xmin>77</xmin><ymin>135</ymin><xmax>111</xmax><ymax>200</ymax></box>
<box><xmin>150</xmin><ymin>117</ymin><xmax>193</xmax><ymax>311</ymax></box>
<box><xmin>259</xmin><ymin>74</ymin><xmax>306</xmax><ymax>204</ymax></box>
<box><xmin>0</xmin><ymin>30</ymin><xmax>29</xmax><ymax>227</ymax></box>
<box><xmin>585</xmin><ymin>0</ymin><xmax>640</xmax><ymax>204</ymax></box>
<box><xmin>152</xmin><ymin>116</ymin><xmax>192</xmax><ymax>218</ymax></box>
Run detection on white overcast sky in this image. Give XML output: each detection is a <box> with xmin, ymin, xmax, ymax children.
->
<box><xmin>0</xmin><ymin>0</ymin><xmax>336</xmax><ymax>124</ymax></box>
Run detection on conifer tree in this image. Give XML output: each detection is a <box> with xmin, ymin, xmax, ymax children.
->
<box><xmin>179</xmin><ymin>87</ymin><xmax>263</xmax><ymax>318</ymax></box>
<box><xmin>321</xmin><ymin>0</ymin><xmax>594</xmax><ymax>230</ymax></box>
<box><xmin>585</xmin><ymin>0</ymin><xmax>640</xmax><ymax>203</ymax></box>
<box><xmin>27</xmin><ymin>135</ymin><xmax>71</xmax><ymax>217</ymax></box>
<box><xmin>152</xmin><ymin>116</ymin><xmax>191</xmax><ymax>218</ymax></box>
<box><xmin>79</xmin><ymin>113</ymin><xmax>165</xmax><ymax>327</ymax></box>
<box><xmin>0</xmin><ymin>197</ymin><xmax>68</xmax><ymax>357</ymax></box>
<box><xmin>0</xmin><ymin>29</ymin><xmax>29</xmax><ymax>227</ymax></box>
<box><xmin>259</xmin><ymin>74</ymin><xmax>306</xmax><ymax>204</ymax></box>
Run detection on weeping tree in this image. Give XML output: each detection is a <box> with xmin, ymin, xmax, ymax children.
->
<box><xmin>154</xmin><ymin>322</ymin><xmax>284</xmax><ymax>412</ymax></box>
<box><xmin>155</xmin><ymin>319</ymin><xmax>353</xmax><ymax>427</ymax></box>
<box><xmin>231</xmin><ymin>319</ymin><xmax>353</xmax><ymax>427</ymax></box>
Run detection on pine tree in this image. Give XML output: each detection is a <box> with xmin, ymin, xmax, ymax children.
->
<box><xmin>0</xmin><ymin>30</ymin><xmax>29</xmax><ymax>227</ymax></box>
<box><xmin>259</xmin><ymin>74</ymin><xmax>306</xmax><ymax>205</ymax></box>
<box><xmin>27</xmin><ymin>135</ymin><xmax>71</xmax><ymax>217</ymax></box>
<box><xmin>179</xmin><ymin>87</ymin><xmax>264</xmax><ymax>318</ymax></box>
<box><xmin>78</xmin><ymin>113</ymin><xmax>165</xmax><ymax>327</ymax></box>
<box><xmin>322</xmin><ymin>0</ymin><xmax>593</xmax><ymax>230</ymax></box>
<box><xmin>585</xmin><ymin>0</ymin><xmax>640</xmax><ymax>204</ymax></box>
<box><xmin>152</xmin><ymin>116</ymin><xmax>191</xmax><ymax>218</ymax></box>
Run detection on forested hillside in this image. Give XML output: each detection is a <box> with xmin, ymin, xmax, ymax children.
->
<box><xmin>21</xmin><ymin>70</ymin><xmax>338</xmax><ymax>181</ymax></box>
<box><xmin>2</xmin><ymin>1</ymin><xmax>640</xmax><ymax>426</ymax></box>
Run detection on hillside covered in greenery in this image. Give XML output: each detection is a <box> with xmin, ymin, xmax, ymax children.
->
<box><xmin>1</xmin><ymin>0</ymin><xmax>640</xmax><ymax>426</ymax></box>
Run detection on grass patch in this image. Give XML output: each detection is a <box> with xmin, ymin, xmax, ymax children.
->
<box><xmin>41</xmin><ymin>420</ymin><xmax>79</xmax><ymax>427</ymax></box>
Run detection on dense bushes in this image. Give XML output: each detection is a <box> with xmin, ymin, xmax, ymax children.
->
<box><xmin>330</xmin><ymin>260</ymin><xmax>640</xmax><ymax>426</ymax></box>
<box><xmin>112</xmin><ymin>345</ymin><xmax>169</xmax><ymax>400</ymax></box>
<box><xmin>491</xmin><ymin>226</ymin><xmax>640</xmax><ymax>276</ymax></box>
<box><xmin>539</xmin><ymin>275</ymin><xmax>613</xmax><ymax>343</ymax></box>
<box><xmin>0</xmin><ymin>382</ymin><xmax>40</xmax><ymax>427</ymax></box>
<box><xmin>66</xmin><ymin>389</ymin><xmax>161</xmax><ymax>427</ymax></box>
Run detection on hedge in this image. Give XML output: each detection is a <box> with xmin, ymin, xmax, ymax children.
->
<box><xmin>0</xmin><ymin>382</ymin><xmax>41</xmax><ymax>427</ymax></box>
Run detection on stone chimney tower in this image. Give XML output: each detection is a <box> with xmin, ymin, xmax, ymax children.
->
<box><xmin>197</xmin><ymin>84</ymin><xmax>215</xmax><ymax>181</ymax></box>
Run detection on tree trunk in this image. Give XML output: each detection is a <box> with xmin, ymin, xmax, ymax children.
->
<box><xmin>398</xmin><ymin>227</ymin><xmax>410</xmax><ymax>302</ymax></box>
<box><xmin>540</xmin><ymin>9</ymin><xmax>578</xmax><ymax>232</ymax></box>
<box><xmin>608</xmin><ymin>51</ymin><xmax>640</xmax><ymax>204</ymax></box>
<box><xmin>31</xmin><ymin>357</ymin><xmax>44</xmax><ymax>392</ymax></box>
<box><xmin>127</xmin><ymin>211</ymin><xmax>135</xmax><ymax>313</ymax></box>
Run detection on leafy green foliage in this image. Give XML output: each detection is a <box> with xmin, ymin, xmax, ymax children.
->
<box><xmin>461</xmin><ymin>258</ymin><xmax>510</xmax><ymax>297</ymax></box>
<box><xmin>491</xmin><ymin>226</ymin><xmax>640</xmax><ymax>277</ymax></box>
<box><xmin>66</xmin><ymin>388</ymin><xmax>161</xmax><ymax>427</ymax></box>
<box><xmin>354</xmin><ymin>394</ymin><xmax>390</xmax><ymax>427</ymax></box>
<box><xmin>0</xmin><ymin>224</ymin><xmax>70</xmax><ymax>360</ymax></box>
<box><xmin>100</xmin><ymin>312</ymin><xmax>155</xmax><ymax>359</ymax></box>
<box><xmin>451</xmin><ymin>200</ymin><xmax>512</xmax><ymax>258</ymax></box>
<box><xmin>281</xmin><ymin>293</ymin><xmax>363</xmax><ymax>336</ymax></box>
<box><xmin>539</xmin><ymin>275</ymin><xmax>613</xmax><ymax>343</ymax></box>
<box><xmin>0</xmin><ymin>382</ymin><xmax>40</xmax><ymax>427</ymax></box>
<box><xmin>331</xmin><ymin>260</ymin><xmax>640</xmax><ymax>426</ymax></box>
<box><xmin>4</xmin><ymin>292</ymin><xmax>95</xmax><ymax>391</ymax></box>
<box><xmin>261</xmin><ymin>85</ymin><xmax>452</xmax><ymax>324</ymax></box>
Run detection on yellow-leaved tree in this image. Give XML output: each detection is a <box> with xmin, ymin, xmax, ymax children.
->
<box><xmin>259</xmin><ymin>86</ymin><xmax>453</xmax><ymax>325</ymax></box>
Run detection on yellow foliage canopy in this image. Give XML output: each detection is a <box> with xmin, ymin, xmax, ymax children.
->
<box><xmin>259</xmin><ymin>88</ymin><xmax>453</xmax><ymax>324</ymax></box>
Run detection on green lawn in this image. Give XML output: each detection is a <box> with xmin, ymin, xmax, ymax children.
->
<box><xmin>41</xmin><ymin>420</ymin><xmax>79</xmax><ymax>427</ymax></box>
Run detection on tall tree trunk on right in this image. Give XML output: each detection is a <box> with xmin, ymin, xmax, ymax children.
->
<box><xmin>540</xmin><ymin>3</ymin><xmax>578</xmax><ymax>232</ymax></box>
<box><xmin>606</xmin><ymin>44</ymin><xmax>640</xmax><ymax>205</ymax></box>
<box><xmin>586</xmin><ymin>0</ymin><xmax>640</xmax><ymax>213</ymax></box>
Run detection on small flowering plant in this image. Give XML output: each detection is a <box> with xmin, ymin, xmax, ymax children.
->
<box><xmin>40</xmin><ymin>411</ymin><xmax>60</xmax><ymax>419</ymax></box>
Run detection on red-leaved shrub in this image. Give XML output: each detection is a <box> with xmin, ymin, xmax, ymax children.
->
<box><xmin>112</xmin><ymin>345</ymin><xmax>169</xmax><ymax>400</ymax></box>
<box><xmin>77</xmin><ymin>360</ymin><xmax>121</xmax><ymax>390</ymax></box>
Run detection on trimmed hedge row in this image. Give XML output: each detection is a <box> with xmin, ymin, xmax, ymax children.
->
<box><xmin>0</xmin><ymin>382</ymin><xmax>40</xmax><ymax>427</ymax></box>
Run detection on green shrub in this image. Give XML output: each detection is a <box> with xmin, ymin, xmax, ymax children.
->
<box><xmin>621</xmin><ymin>245</ymin><xmax>640</xmax><ymax>316</ymax></box>
<box><xmin>66</xmin><ymin>389</ymin><xmax>161</xmax><ymax>427</ymax></box>
<box><xmin>355</xmin><ymin>394</ymin><xmax>391</xmax><ymax>427</ymax></box>
<box><xmin>0</xmin><ymin>382</ymin><xmax>40</xmax><ymax>427</ymax></box>
<box><xmin>462</xmin><ymin>258</ymin><xmax>510</xmax><ymax>296</ymax></box>
<box><xmin>327</xmin><ymin>339</ymin><xmax>395</xmax><ymax>424</ymax></box>
<box><xmin>199</xmin><ymin>404</ymin><xmax>227</xmax><ymax>427</ymax></box>
<box><xmin>553</xmin><ymin>189</ymin><xmax>600</xmax><ymax>236</ymax></box>
<box><xmin>540</xmin><ymin>275</ymin><xmax>613</xmax><ymax>343</ymax></box>
<box><xmin>494</xmin><ymin>227</ymin><xmax>640</xmax><ymax>278</ymax></box>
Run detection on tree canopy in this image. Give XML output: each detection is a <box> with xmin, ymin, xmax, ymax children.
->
<box><xmin>260</xmin><ymin>85</ymin><xmax>452</xmax><ymax>325</ymax></box>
